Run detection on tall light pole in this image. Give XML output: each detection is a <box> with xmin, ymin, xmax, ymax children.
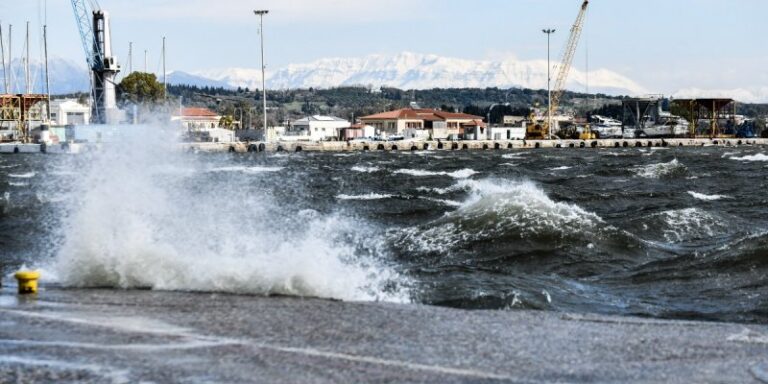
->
<box><xmin>542</xmin><ymin>28</ymin><xmax>555</xmax><ymax>140</ymax></box>
<box><xmin>487</xmin><ymin>102</ymin><xmax>510</xmax><ymax>140</ymax></box>
<box><xmin>254</xmin><ymin>10</ymin><xmax>269</xmax><ymax>139</ymax></box>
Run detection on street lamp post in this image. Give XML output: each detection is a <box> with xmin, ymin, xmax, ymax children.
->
<box><xmin>487</xmin><ymin>103</ymin><xmax>511</xmax><ymax>140</ymax></box>
<box><xmin>542</xmin><ymin>28</ymin><xmax>555</xmax><ymax>140</ymax></box>
<box><xmin>254</xmin><ymin>10</ymin><xmax>269</xmax><ymax>141</ymax></box>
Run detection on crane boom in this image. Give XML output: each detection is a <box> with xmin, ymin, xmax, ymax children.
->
<box><xmin>550</xmin><ymin>0</ymin><xmax>589</xmax><ymax>119</ymax></box>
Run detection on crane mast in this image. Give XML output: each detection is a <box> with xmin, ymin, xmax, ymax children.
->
<box><xmin>529</xmin><ymin>0</ymin><xmax>589</xmax><ymax>140</ymax></box>
<box><xmin>70</xmin><ymin>0</ymin><xmax>121</xmax><ymax>124</ymax></box>
<box><xmin>550</xmin><ymin>0</ymin><xmax>589</xmax><ymax>124</ymax></box>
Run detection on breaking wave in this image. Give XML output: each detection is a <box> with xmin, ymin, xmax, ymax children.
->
<box><xmin>337</xmin><ymin>193</ymin><xmax>394</xmax><ymax>201</ymax></box>
<box><xmin>395</xmin><ymin>179</ymin><xmax>603</xmax><ymax>254</ymax></box>
<box><xmin>9</xmin><ymin>172</ymin><xmax>35</xmax><ymax>179</ymax></box>
<box><xmin>729</xmin><ymin>153</ymin><xmax>768</xmax><ymax>162</ymax></box>
<box><xmin>394</xmin><ymin>168</ymin><xmax>477</xmax><ymax>179</ymax></box>
<box><xmin>50</xmin><ymin>126</ymin><xmax>406</xmax><ymax>302</ymax></box>
<box><xmin>633</xmin><ymin>159</ymin><xmax>688</xmax><ymax>178</ymax></box>
<box><xmin>351</xmin><ymin>166</ymin><xmax>380</xmax><ymax>173</ymax></box>
<box><xmin>688</xmin><ymin>191</ymin><xmax>728</xmax><ymax>201</ymax></box>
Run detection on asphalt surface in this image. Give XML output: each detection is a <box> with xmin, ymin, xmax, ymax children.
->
<box><xmin>0</xmin><ymin>286</ymin><xmax>767</xmax><ymax>383</ymax></box>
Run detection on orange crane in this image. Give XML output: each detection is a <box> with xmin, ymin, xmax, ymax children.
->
<box><xmin>527</xmin><ymin>0</ymin><xmax>590</xmax><ymax>140</ymax></box>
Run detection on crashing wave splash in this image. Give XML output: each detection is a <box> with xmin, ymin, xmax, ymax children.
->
<box><xmin>51</xmin><ymin>126</ymin><xmax>407</xmax><ymax>303</ymax></box>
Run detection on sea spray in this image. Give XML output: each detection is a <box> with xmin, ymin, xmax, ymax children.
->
<box><xmin>51</xmin><ymin>125</ymin><xmax>406</xmax><ymax>302</ymax></box>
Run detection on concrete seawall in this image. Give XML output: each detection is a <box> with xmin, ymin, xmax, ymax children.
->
<box><xmin>184</xmin><ymin>137</ymin><xmax>768</xmax><ymax>153</ymax></box>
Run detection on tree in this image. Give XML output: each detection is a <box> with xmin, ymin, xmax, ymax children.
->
<box><xmin>117</xmin><ymin>72</ymin><xmax>165</xmax><ymax>105</ymax></box>
<box><xmin>219</xmin><ymin>115</ymin><xmax>235</xmax><ymax>129</ymax></box>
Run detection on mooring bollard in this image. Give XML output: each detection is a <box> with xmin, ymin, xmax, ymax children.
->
<box><xmin>15</xmin><ymin>271</ymin><xmax>40</xmax><ymax>294</ymax></box>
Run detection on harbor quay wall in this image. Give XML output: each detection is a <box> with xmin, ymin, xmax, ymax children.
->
<box><xmin>182</xmin><ymin>138</ymin><xmax>768</xmax><ymax>153</ymax></box>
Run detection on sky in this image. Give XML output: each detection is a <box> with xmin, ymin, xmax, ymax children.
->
<box><xmin>2</xmin><ymin>0</ymin><xmax>767</xmax><ymax>96</ymax></box>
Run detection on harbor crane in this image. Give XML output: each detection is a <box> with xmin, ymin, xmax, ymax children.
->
<box><xmin>527</xmin><ymin>0</ymin><xmax>590</xmax><ymax>140</ymax></box>
<box><xmin>70</xmin><ymin>0</ymin><xmax>121</xmax><ymax>124</ymax></box>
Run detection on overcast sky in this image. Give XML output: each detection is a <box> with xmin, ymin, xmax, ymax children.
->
<box><xmin>2</xmin><ymin>0</ymin><xmax>767</xmax><ymax>95</ymax></box>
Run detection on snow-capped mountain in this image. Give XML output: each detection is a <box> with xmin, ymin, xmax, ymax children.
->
<box><xmin>0</xmin><ymin>58</ymin><xmax>89</xmax><ymax>95</ymax></box>
<box><xmin>183</xmin><ymin>52</ymin><xmax>649</xmax><ymax>96</ymax></box>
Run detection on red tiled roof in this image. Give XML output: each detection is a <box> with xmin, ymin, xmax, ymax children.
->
<box><xmin>360</xmin><ymin>108</ymin><xmax>482</xmax><ymax>121</ymax></box>
<box><xmin>461</xmin><ymin>119</ymin><xmax>487</xmax><ymax>128</ymax></box>
<box><xmin>178</xmin><ymin>107</ymin><xmax>219</xmax><ymax>117</ymax></box>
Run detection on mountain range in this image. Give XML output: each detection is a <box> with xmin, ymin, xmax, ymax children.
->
<box><xmin>183</xmin><ymin>52</ymin><xmax>649</xmax><ymax>96</ymax></box>
<box><xmin>4</xmin><ymin>54</ymin><xmax>766</xmax><ymax>103</ymax></box>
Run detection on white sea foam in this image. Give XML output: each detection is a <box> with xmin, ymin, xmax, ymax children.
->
<box><xmin>548</xmin><ymin>166</ymin><xmax>572</xmax><ymax>171</ymax></box>
<box><xmin>687</xmin><ymin>191</ymin><xmax>728</xmax><ymax>201</ymax></box>
<box><xmin>502</xmin><ymin>152</ymin><xmax>529</xmax><ymax>159</ymax></box>
<box><xmin>8</xmin><ymin>172</ymin><xmax>35</xmax><ymax>179</ymax></box>
<box><xmin>337</xmin><ymin>193</ymin><xmax>394</xmax><ymax>201</ymax></box>
<box><xmin>209</xmin><ymin>166</ymin><xmax>283</xmax><ymax>173</ymax></box>
<box><xmin>729</xmin><ymin>153</ymin><xmax>768</xmax><ymax>162</ymax></box>
<box><xmin>394</xmin><ymin>168</ymin><xmax>477</xmax><ymax>179</ymax></box>
<box><xmin>8</xmin><ymin>182</ymin><xmax>28</xmax><ymax>187</ymax></box>
<box><xmin>655</xmin><ymin>208</ymin><xmax>726</xmax><ymax>243</ymax></box>
<box><xmin>633</xmin><ymin>159</ymin><xmax>687</xmax><ymax>178</ymax></box>
<box><xmin>351</xmin><ymin>166</ymin><xmax>380</xmax><ymax>173</ymax></box>
<box><xmin>50</xmin><ymin>126</ymin><xmax>405</xmax><ymax>303</ymax></box>
<box><xmin>419</xmin><ymin>196</ymin><xmax>462</xmax><ymax>207</ymax></box>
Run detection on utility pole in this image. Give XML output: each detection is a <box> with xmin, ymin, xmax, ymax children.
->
<box><xmin>254</xmin><ymin>10</ymin><xmax>269</xmax><ymax>137</ymax></box>
<box><xmin>144</xmin><ymin>49</ymin><xmax>147</xmax><ymax>73</ymax></box>
<box><xmin>542</xmin><ymin>28</ymin><xmax>555</xmax><ymax>140</ymax></box>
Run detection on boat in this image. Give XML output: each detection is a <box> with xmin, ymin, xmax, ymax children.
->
<box><xmin>589</xmin><ymin>115</ymin><xmax>623</xmax><ymax>138</ymax></box>
<box><xmin>636</xmin><ymin>112</ymin><xmax>690</xmax><ymax>138</ymax></box>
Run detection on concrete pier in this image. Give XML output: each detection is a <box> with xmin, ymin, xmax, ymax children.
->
<box><xmin>1</xmin><ymin>287</ymin><xmax>767</xmax><ymax>383</ymax></box>
<box><xmin>183</xmin><ymin>138</ymin><xmax>768</xmax><ymax>153</ymax></box>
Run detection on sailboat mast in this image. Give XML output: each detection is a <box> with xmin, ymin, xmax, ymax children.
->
<box><xmin>162</xmin><ymin>36</ymin><xmax>166</xmax><ymax>100</ymax></box>
<box><xmin>7</xmin><ymin>24</ymin><xmax>11</xmax><ymax>93</ymax></box>
<box><xmin>0</xmin><ymin>22</ymin><xmax>6</xmax><ymax>94</ymax></box>
<box><xmin>44</xmin><ymin>24</ymin><xmax>51</xmax><ymax>121</ymax></box>
<box><xmin>25</xmin><ymin>21</ymin><xmax>30</xmax><ymax>95</ymax></box>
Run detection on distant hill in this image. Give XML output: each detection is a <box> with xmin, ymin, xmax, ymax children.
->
<box><xmin>0</xmin><ymin>57</ymin><xmax>88</xmax><ymax>94</ymax></box>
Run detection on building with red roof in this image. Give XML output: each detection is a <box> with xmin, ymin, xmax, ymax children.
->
<box><xmin>360</xmin><ymin>108</ymin><xmax>483</xmax><ymax>139</ymax></box>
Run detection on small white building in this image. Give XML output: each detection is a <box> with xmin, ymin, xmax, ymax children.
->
<box><xmin>290</xmin><ymin>115</ymin><xmax>350</xmax><ymax>141</ymax></box>
<box><xmin>50</xmin><ymin>99</ymin><xmax>91</xmax><ymax>126</ymax></box>
<box><xmin>171</xmin><ymin>107</ymin><xmax>236</xmax><ymax>143</ymax></box>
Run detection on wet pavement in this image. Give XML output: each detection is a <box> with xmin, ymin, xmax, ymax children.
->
<box><xmin>1</xmin><ymin>286</ymin><xmax>767</xmax><ymax>383</ymax></box>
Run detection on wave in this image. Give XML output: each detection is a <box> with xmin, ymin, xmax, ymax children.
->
<box><xmin>337</xmin><ymin>193</ymin><xmax>394</xmax><ymax>201</ymax></box>
<box><xmin>394</xmin><ymin>168</ymin><xmax>477</xmax><ymax>179</ymax></box>
<box><xmin>8</xmin><ymin>182</ymin><xmax>28</xmax><ymax>187</ymax></box>
<box><xmin>50</xmin><ymin>125</ymin><xmax>406</xmax><ymax>303</ymax></box>
<box><xmin>209</xmin><ymin>166</ymin><xmax>283</xmax><ymax>173</ymax></box>
<box><xmin>633</xmin><ymin>159</ymin><xmax>687</xmax><ymax>179</ymax></box>
<box><xmin>548</xmin><ymin>166</ymin><xmax>572</xmax><ymax>171</ymax></box>
<box><xmin>729</xmin><ymin>153</ymin><xmax>768</xmax><ymax>162</ymax></box>
<box><xmin>419</xmin><ymin>196</ymin><xmax>462</xmax><ymax>207</ymax></box>
<box><xmin>8</xmin><ymin>172</ymin><xmax>35</xmax><ymax>179</ymax></box>
<box><xmin>688</xmin><ymin>191</ymin><xmax>728</xmax><ymax>201</ymax></box>
<box><xmin>396</xmin><ymin>179</ymin><xmax>603</xmax><ymax>254</ymax></box>
<box><xmin>651</xmin><ymin>208</ymin><xmax>728</xmax><ymax>243</ymax></box>
<box><xmin>351</xmin><ymin>166</ymin><xmax>380</xmax><ymax>173</ymax></box>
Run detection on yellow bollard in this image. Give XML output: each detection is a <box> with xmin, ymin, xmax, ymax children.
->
<box><xmin>14</xmin><ymin>271</ymin><xmax>40</xmax><ymax>294</ymax></box>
